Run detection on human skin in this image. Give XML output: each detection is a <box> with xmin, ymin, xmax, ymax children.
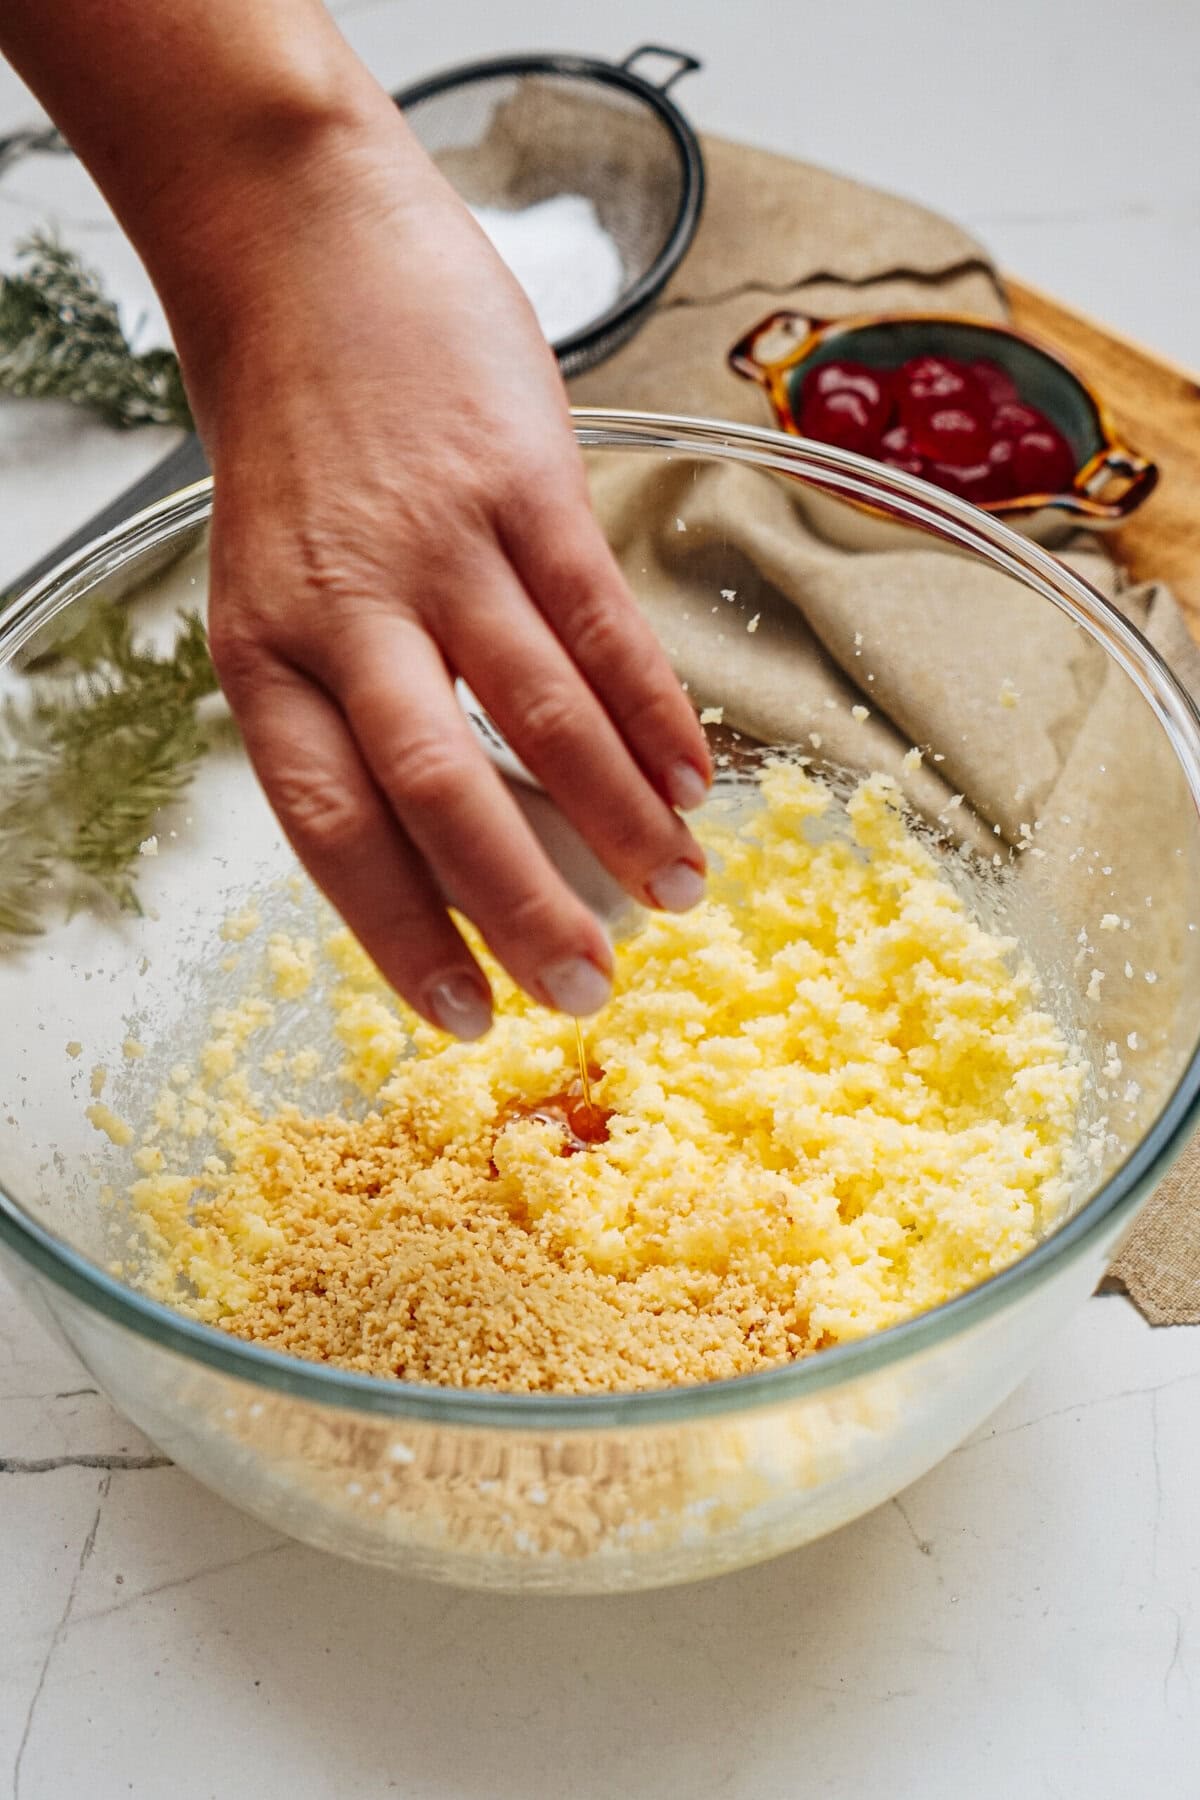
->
<box><xmin>0</xmin><ymin>1</ymin><xmax>712</xmax><ymax>1038</ymax></box>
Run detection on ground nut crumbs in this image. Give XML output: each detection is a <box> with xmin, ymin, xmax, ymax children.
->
<box><xmin>121</xmin><ymin>765</ymin><xmax>1083</xmax><ymax>1396</ymax></box>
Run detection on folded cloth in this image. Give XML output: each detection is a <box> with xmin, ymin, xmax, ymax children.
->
<box><xmin>561</xmin><ymin>129</ymin><xmax>1200</xmax><ymax>1324</ymax></box>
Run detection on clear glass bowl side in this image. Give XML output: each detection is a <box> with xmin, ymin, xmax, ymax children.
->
<box><xmin>18</xmin><ymin>1204</ymin><xmax>1119</xmax><ymax>1592</ymax></box>
<box><xmin>0</xmin><ymin>412</ymin><xmax>1198</xmax><ymax>1550</ymax></box>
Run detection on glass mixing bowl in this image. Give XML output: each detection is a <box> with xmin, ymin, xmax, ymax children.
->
<box><xmin>2</xmin><ymin>413</ymin><xmax>1199</xmax><ymax>1594</ymax></box>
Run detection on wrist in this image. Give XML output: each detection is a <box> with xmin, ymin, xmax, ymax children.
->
<box><xmin>70</xmin><ymin>12</ymin><xmax>432</xmax><ymax>379</ymax></box>
<box><xmin>144</xmin><ymin>75</ymin><xmax>405</xmax><ymax>326</ymax></box>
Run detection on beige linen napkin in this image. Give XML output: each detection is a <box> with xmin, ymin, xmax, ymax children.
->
<box><xmin>580</xmin><ymin>130</ymin><xmax>1200</xmax><ymax>1323</ymax></box>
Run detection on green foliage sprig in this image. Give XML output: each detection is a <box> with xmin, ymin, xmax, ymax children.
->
<box><xmin>0</xmin><ymin>231</ymin><xmax>191</xmax><ymax>430</ymax></box>
<box><xmin>0</xmin><ymin>607</ymin><xmax>219</xmax><ymax>939</ymax></box>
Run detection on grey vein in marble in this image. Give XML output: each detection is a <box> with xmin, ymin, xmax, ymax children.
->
<box><xmin>11</xmin><ymin>1473</ymin><xmax>110</xmax><ymax>1800</ymax></box>
<box><xmin>0</xmin><ymin>1453</ymin><xmax>171</xmax><ymax>1474</ymax></box>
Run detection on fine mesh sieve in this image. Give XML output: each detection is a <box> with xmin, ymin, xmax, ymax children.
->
<box><xmin>395</xmin><ymin>46</ymin><xmax>706</xmax><ymax>376</ymax></box>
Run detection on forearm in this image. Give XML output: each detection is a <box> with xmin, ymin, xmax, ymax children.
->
<box><xmin>0</xmin><ymin>4</ymin><xmax>712</xmax><ymax>1026</ymax></box>
<box><xmin>0</xmin><ymin>1</ymin><xmax>414</xmax><ymax>345</ymax></box>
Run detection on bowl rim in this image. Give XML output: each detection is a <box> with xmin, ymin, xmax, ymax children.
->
<box><xmin>727</xmin><ymin>308</ymin><xmax>1159</xmax><ymax>525</ymax></box>
<box><xmin>2</xmin><ymin>409</ymin><xmax>1199</xmax><ymax>1431</ymax></box>
<box><xmin>394</xmin><ymin>49</ymin><xmax>706</xmax><ymax>364</ymax></box>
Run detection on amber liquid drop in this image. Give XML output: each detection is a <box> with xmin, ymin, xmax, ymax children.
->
<box><xmin>574</xmin><ymin>1018</ymin><xmax>593</xmax><ymax>1109</ymax></box>
<box><xmin>496</xmin><ymin>1021</ymin><xmax>612</xmax><ymax>1156</ymax></box>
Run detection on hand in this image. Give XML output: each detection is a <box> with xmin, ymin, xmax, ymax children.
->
<box><xmin>172</xmin><ymin>106</ymin><xmax>712</xmax><ymax>1039</ymax></box>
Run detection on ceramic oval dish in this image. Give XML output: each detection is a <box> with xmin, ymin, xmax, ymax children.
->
<box><xmin>729</xmin><ymin>309</ymin><xmax>1158</xmax><ymax>549</ymax></box>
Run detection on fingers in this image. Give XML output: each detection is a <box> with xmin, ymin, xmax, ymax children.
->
<box><xmin>434</xmin><ymin>556</ymin><xmax>709</xmax><ymax>914</ymax></box>
<box><xmin>500</xmin><ymin>489</ymin><xmax>713</xmax><ymax>811</ymax></box>
<box><xmin>325</xmin><ymin>614</ymin><xmax>615</xmax><ymax>1015</ymax></box>
<box><xmin>224</xmin><ymin>659</ymin><xmax>495</xmax><ymax>1039</ymax></box>
<box><xmin>208</xmin><ymin>421</ymin><xmax>714</xmax><ymax>1032</ymax></box>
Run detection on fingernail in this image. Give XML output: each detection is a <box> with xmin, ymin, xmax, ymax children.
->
<box><xmin>427</xmin><ymin>972</ymin><xmax>493</xmax><ymax>1041</ymax></box>
<box><xmin>648</xmin><ymin>859</ymin><xmax>707</xmax><ymax>913</ymax></box>
<box><xmin>666</xmin><ymin>760</ymin><xmax>710</xmax><ymax>811</ymax></box>
<box><xmin>540</xmin><ymin>955</ymin><xmax>612</xmax><ymax>1017</ymax></box>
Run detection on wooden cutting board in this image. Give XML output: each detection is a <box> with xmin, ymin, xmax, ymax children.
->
<box><xmin>1007</xmin><ymin>279</ymin><xmax>1200</xmax><ymax>638</ymax></box>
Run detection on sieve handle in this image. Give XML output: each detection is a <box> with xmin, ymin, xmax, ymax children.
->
<box><xmin>619</xmin><ymin>45</ymin><xmax>702</xmax><ymax>93</ymax></box>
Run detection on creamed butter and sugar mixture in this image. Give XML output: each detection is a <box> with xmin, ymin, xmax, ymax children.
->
<box><xmin>121</xmin><ymin>765</ymin><xmax>1083</xmax><ymax>1393</ymax></box>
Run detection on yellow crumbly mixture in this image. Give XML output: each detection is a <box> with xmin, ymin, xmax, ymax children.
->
<box><xmin>121</xmin><ymin>765</ymin><xmax>1082</xmax><ymax>1394</ymax></box>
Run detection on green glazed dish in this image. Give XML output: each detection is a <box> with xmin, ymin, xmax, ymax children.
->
<box><xmin>730</xmin><ymin>309</ymin><xmax>1158</xmax><ymax>543</ymax></box>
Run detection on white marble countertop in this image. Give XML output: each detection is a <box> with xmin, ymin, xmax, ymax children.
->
<box><xmin>2</xmin><ymin>3</ymin><xmax>1199</xmax><ymax>1794</ymax></box>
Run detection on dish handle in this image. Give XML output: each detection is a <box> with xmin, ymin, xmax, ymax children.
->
<box><xmin>728</xmin><ymin>310</ymin><xmax>826</xmax><ymax>382</ymax></box>
<box><xmin>1063</xmin><ymin>444</ymin><xmax>1160</xmax><ymax>522</ymax></box>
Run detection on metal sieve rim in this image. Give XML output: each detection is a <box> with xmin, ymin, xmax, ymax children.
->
<box><xmin>394</xmin><ymin>46</ymin><xmax>707</xmax><ymax>367</ymax></box>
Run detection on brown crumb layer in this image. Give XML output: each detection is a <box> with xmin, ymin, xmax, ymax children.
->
<box><xmin>202</xmin><ymin>1109</ymin><xmax>815</xmax><ymax>1393</ymax></box>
